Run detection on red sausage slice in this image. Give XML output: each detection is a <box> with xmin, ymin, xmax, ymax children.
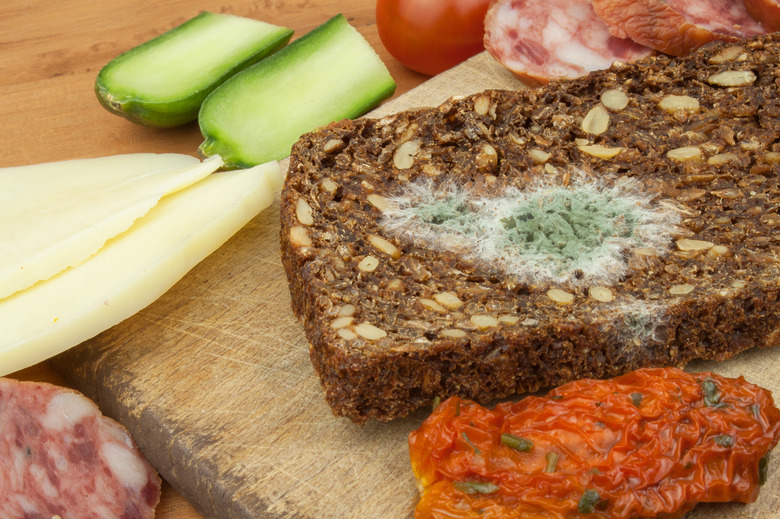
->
<box><xmin>483</xmin><ymin>0</ymin><xmax>655</xmax><ymax>85</ymax></box>
<box><xmin>743</xmin><ymin>0</ymin><xmax>780</xmax><ymax>30</ymax></box>
<box><xmin>592</xmin><ymin>0</ymin><xmax>767</xmax><ymax>56</ymax></box>
<box><xmin>0</xmin><ymin>378</ymin><xmax>161</xmax><ymax>519</ymax></box>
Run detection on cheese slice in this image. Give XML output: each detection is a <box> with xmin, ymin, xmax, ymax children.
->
<box><xmin>0</xmin><ymin>160</ymin><xmax>283</xmax><ymax>376</ymax></box>
<box><xmin>0</xmin><ymin>153</ymin><xmax>223</xmax><ymax>300</ymax></box>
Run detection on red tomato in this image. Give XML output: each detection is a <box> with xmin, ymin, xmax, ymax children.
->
<box><xmin>376</xmin><ymin>0</ymin><xmax>491</xmax><ymax>76</ymax></box>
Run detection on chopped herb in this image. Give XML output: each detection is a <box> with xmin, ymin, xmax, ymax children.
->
<box><xmin>702</xmin><ymin>378</ymin><xmax>725</xmax><ymax>408</ymax></box>
<box><xmin>550</xmin><ymin>395</ymin><xmax>564</xmax><ymax>400</ymax></box>
<box><xmin>631</xmin><ymin>392</ymin><xmax>643</xmax><ymax>407</ymax></box>
<box><xmin>759</xmin><ymin>454</ymin><xmax>769</xmax><ymax>485</ymax></box>
<box><xmin>501</xmin><ymin>433</ymin><xmax>534</xmax><ymax>452</ymax></box>
<box><xmin>462</xmin><ymin>432</ymin><xmax>480</xmax><ymax>455</ymax></box>
<box><xmin>749</xmin><ymin>404</ymin><xmax>761</xmax><ymax>417</ymax></box>
<box><xmin>578</xmin><ymin>489</ymin><xmax>601</xmax><ymax>514</ymax></box>
<box><xmin>455</xmin><ymin>400</ymin><xmax>461</xmax><ymax>417</ymax></box>
<box><xmin>432</xmin><ymin>396</ymin><xmax>441</xmax><ymax>411</ymax></box>
<box><xmin>453</xmin><ymin>481</ymin><xmax>499</xmax><ymax>494</ymax></box>
<box><xmin>713</xmin><ymin>434</ymin><xmax>734</xmax><ymax>448</ymax></box>
<box><xmin>685</xmin><ymin>462</ymin><xmax>693</xmax><ymax>470</ymax></box>
<box><xmin>545</xmin><ymin>451</ymin><xmax>559</xmax><ymax>473</ymax></box>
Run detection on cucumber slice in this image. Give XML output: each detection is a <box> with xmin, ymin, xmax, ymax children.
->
<box><xmin>198</xmin><ymin>14</ymin><xmax>397</xmax><ymax>168</ymax></box>
<box><xmin>95</xmin><ymin>12</ymin><xmax>293</xmax><ymax>127</ymax></box>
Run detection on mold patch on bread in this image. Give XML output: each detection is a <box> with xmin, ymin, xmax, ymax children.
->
<box><xmin>381</xmin><ymin>173</ymin><xmax>680</xmax><ymax>287</ymax></box>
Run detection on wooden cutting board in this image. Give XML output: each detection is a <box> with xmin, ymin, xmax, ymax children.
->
<box><xmin>4</xmin><ymin>1</ymin><xmax>777</xmax><ymax>517</ymax></box>
<box><xmin>52</xmin><ymin>50</ymin><xmax>780</xmax><ymax>518</ymax></box>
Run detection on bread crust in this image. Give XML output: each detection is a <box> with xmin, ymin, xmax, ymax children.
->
<box><xmin>282</xmin><ymin>35</ymin><xmax>780</xmax><ymax>423</ymax></box>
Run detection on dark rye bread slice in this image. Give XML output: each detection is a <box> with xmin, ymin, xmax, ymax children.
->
<box><xmin>281</xmin><ymin>34</ymin><xmax>780</xmax><ymax>423</ymax></box>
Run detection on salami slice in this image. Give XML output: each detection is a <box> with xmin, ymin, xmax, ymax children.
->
<box><xmin>744</xmin><ymin>0</ymin><xmax>780</xmax><ymax>30</ymax></box>
<box><xmin>592</xmin><ymin>0</ymin><xmax>767</xmax><ymax>56</ymax></box>
<box><xmin>0</xmin><ymin>378</ymin><xmax>161</xmax><ymax>519</ymax></box>
<box><xmin>483</xmin><ymin>0</ymin><xmax>655</xmax><ymax>85</ymax></box>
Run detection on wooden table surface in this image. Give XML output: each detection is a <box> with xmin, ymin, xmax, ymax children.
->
<box><xmin>3</xmin><ymin>1</ymin><xmax>428</xmax><ymax>517</ymax></box>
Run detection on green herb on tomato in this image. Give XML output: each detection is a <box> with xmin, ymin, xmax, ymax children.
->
<box><xmin>453</xmin><ymin>481</ymin><xmax>499</xmax><ymax>495</ymax></box>
<box><xmin>500</xmin><ymin>433</ymin><xmax>533</xmax><ymax>452</ymax></box>
<box><xmin>578</xmin><ymin>489</ymin><xmax>601</xmax><ymax>514</ymax></box>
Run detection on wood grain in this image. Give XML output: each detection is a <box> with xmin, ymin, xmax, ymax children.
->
<box><xmin>4</xmin><ymin>1</ymin><xmax>780</xmax><ymax>518</ymax></box>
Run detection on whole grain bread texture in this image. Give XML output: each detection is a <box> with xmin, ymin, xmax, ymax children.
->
<box><xmin>281</xmin><ymin>34</ymin><xmax>780</xmax><ymax>423</ymax></box>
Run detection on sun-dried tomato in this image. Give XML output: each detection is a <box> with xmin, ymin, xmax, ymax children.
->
<box><xmin>408</xmin><ymin>367</ymin><xmax>780</xmax><ymax>518</ymax></box>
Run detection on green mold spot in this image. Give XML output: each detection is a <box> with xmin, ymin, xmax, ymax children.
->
<box><xmin>497</xmin><ymin>186</ymin><xmax>643</xmax><ymax>276</ymax></box>
<box><xmin>410</xmin><ymin>193</ymin><xmax>476</xmax><ymax>235</ymax></box>
<box><xmin>624</xmin><ymin>312</ymin><xmax>656</xmax><ymax>338</ymax></box>
<box><xmin>383</xmin><ymin>176</ymin><xmax>678</xmax><ymax>286</ymax></box>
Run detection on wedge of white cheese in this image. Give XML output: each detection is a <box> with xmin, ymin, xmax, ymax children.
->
<box><xmin>1</xmin><ymin>153</ymin><xmax>223</xmax><ymax>300</ymax></box>
<box><xmin>1</xmin><ymin>160</ymin><xmax>282</xmax><ymax>376</ymax></box>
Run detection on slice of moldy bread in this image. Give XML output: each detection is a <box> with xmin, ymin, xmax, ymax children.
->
<box><xmin>281</xmin><ymin>34</ymin><xmax>780</xmax><ymax>423</ymax></box>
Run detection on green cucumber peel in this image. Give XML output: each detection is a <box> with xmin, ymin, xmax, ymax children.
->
<box><xmin>198</xmin><ymin>14</ymin><xmax>397</xmax><ymax>168</ymax></box>
<box><xmin>95</xmin><ymin>12</ymin><xmax>293</xmax><ymax>127</ymax></box>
